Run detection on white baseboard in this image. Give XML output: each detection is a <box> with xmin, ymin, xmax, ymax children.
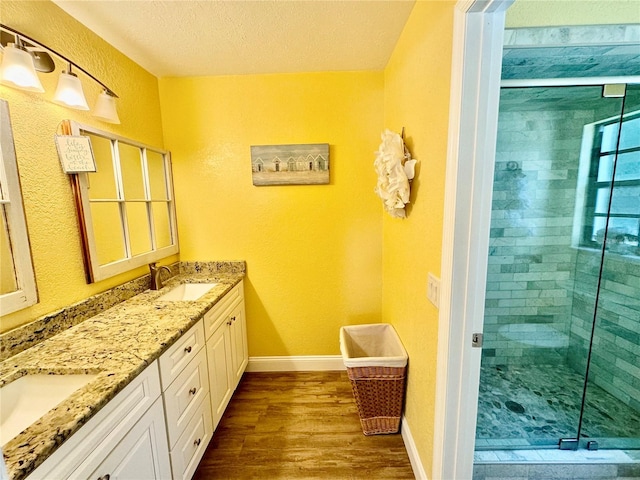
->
<box><xmin>246</xmin><ymin>355</ymin><xmax>346</xmax><ymax>372</ymax></box>
<box><xmin>402</xmin><ymin>416</ymin><xmax>428</xmax><ymax>480</ymax></box>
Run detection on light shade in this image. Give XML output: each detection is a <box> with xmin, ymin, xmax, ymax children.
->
<box><xmin>93</xmin><ymin>90</ymin><xmax>120</xmax><ymax>124</ymax></box>
<box><xmin>0</xmin><ymin>43</ymin><xmax>44</xmax><ymax>93</ymax></box>
<box><xmin>53</xmin><ymin>71</ymin><xmax>89</xmax><ymax>110</ymax></box>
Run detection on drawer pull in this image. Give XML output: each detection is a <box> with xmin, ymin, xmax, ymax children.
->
<box><xmin>184</xmin><ymin>345</ymin><xmax>193</xmax><ymax>353</ymax></box>
<box><xmin>194</xmin><ymin>438</ymin><xmax>202</xmax><ymax>447</ymax></box>
<box><xmin>226</xmin><ymin>320</ymin><xmax>232</xmax><ymax>326</ymax></box>
<box><xmin>97</xmin><ymin>475</ymin><xmax>110</xmax><ymax>480</ymax></box>
<box><xmin>189</xmin><ymin>387</ymin><xmax>197</xmax><ymax>395</ymax></box>
<box><xmin>231</xmin><ymin>316</ymin><xmax>236</xmax><ymax>322</ymax></box>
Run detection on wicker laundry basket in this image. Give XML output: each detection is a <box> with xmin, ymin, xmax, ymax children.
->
<box><xmin>340</xmin><ymin>324</ymin><xmax>408</xmax><ymax>435</ymax></box>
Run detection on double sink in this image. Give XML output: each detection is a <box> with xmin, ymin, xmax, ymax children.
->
<box><xmin>0</xmin><ymin>282</ymin><xmax>218</xmax><ymax>451</ymax></box>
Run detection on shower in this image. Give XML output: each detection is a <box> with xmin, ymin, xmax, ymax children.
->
<box><xmin>475</xmin><ymin>81</ymin><xmax>640</xmax><ymax>451</ymax></box>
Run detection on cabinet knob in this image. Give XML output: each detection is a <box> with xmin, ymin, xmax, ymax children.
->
<box><xmin>226</xmin><ymin>320</ymin><xmax>232</xmax><ymax>326</ymax></box>
<box><xmin>194</xmin><ymin>438</ymin><xmax>202</xmax><ymax>447</ymax></box>
<box><xmin>189</xmin><ymin>387</ymin><xmax>197</xmax><ymax>395</ymax></box>
<box><xmin>97</xmin><ymin>475</ymin><xmax>110</xmax><ymax>480</ymax></box>
<box><xmin>184</xmin><ymin>345</ymin><xmax>192</xmax><ymax>353</ymax></box>
<box><xmin>231</xmin><ymin>316</ymin><xmax>236</xmax><ymax>322</ymax></box>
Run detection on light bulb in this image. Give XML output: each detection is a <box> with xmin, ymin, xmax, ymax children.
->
<box><xmin>53</xmin><ymin>71</ymin><xmax>89</xmax><ymax>110</ymax></box>
<box><xmin>93</xmin><ymin>90</ymin><xmax>120</xmax><ymax>124</ymax></box>
<box><xmin>0</xmin><ymin>43</ymin><xmax>44</xmax><ymax>93</ymax></box>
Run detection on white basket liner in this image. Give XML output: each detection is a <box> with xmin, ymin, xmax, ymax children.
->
<box><xmin>340</xmin><ymin>323</ymin><xmax>408</xmax><ymax>368</ymax></box>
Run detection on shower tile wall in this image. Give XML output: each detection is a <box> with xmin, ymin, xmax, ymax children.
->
<box><xmin>568</xmin><ymin>250</ymin><xmax>640</xmax><ymax>413</ymax></box>
<box><xmin>483</xmin><ymin>105</ymin><xmax>588</xmax><ymax>367</ymax></box>
<box><xmin>502</xmin><ymin>24</ymin><xmax>640</xmax><ymax>79</ymax></box>
<box><xmin>484</xmin><ymin>90</ymin><xmax>640</xmax><ymax>415</ymax></box>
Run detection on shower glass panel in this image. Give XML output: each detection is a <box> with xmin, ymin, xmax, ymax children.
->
<box><xmin>579</xmin><ymin>84</ymin><xmax>640</xmax><ymax>450</ymax></box>
<box><xmin>475</xmin><ymin>84</ymin><xmax>639</xmax><ymax>450</ymax></box>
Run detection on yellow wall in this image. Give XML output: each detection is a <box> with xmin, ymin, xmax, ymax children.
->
<box><xmin>382</xmin><ymin>1</ymin><xmax>455</xmax><ymax>475</ymax></box>
<box><xmin>0</xmin><ymin>1</ymin><xmax>171</xmax><ymax>332</ymax></box>
<box><xmin>159</xmin><ymin>72</ymin><xmax>384</xmax><ymax>355</ymax></box>
<box><xmin>507</xmin><ymin>0</ymin><xmax>640</xmax><ymax>27</ymax></box>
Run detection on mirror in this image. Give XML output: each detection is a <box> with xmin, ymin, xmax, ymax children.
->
<box><xmin>0</xmin><ymin>99</ymin><xmax>38</xmax><ymax>314</ymax></box>
<box><xmin>69</xmin><ymin>122</ymin><xmax>179</xmax><ymax>283</ymax></box>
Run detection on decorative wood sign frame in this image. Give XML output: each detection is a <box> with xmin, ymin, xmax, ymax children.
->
<box><xmin>55</xmin><ymin>134</ymin><xmax>97</xmax><ymax>173</ymax></box>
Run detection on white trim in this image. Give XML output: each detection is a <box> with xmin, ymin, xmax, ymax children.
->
<box><xmin>246</xmin><ymin>355</ymin><xmax>346</xmax><ymax>372</ymax></box>
<box><xmin>433</xmin><ymin>1</ymin><xmax>512</xmax><ymax>479</ymax></box>
<box><xmin>0</xmin><ymin>100</ymin><xmax>38</xmax><ymax>316</ymax></box>
<box><xmin>401</xmin><ymin>415</ymin><xmax>427</xmax><ymax>480</ymax></box>
<box><xmin>502</xmin><ymin>76</ymin><xmax>640</xmax><ymax>87</ymax></box>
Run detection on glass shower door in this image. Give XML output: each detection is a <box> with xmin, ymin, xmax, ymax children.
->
<box><xmin>578</xmin><ymin>84</ymin><xmax>640</xmax><ymax>450</ymax></box>
<box><xmin>475</xmin><ymin>84</ymin><xmax>630</xmax><ymax>450</ymax></box>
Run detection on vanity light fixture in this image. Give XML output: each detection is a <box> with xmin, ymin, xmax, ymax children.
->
<box><xmin>93</xmin><ymin>89</ymin><xmax>120</xmax><ymax>124</ymax></box>
<box><xmin>0</xmin><ymin>39</ymin><xmax>44</xmax><ymax>92</ymax></box>
<box><xmin>0</xmin><ymin>24</ymin><xmax>119</xmax><ymax>123</ymax></box>
<box><xmin>53</xmin><ymin>64</ymin><xmax>90</xmax><ymax>111</ymax></box>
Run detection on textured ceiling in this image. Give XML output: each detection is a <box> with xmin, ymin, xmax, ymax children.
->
<box><xmin>52</xmin><ymin>0</ymin><xmax>416</xmax><ymax>77</ymax></box>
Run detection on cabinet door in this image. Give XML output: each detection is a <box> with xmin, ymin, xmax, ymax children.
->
<box><xmin>229</xmin><ymin>302</ymin><xmax>248</xmax><ymax>388</ymax></box>
<box><xmin>83</xmin><ymin>397</ymin><xmax>171</xmax><ymax>480</ymax></box>
<box><xmin>206</xmin><ymin>320</ymin><xmax>233</xmax><ymax>428</ymax></box>
<box><xmin>29</xmin><ymin>362</ymin><xmax>163</xmax><ymax>480</ymax></box>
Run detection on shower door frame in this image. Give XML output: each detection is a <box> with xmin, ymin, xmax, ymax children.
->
<box><xmin>433</xmin><ymin>1</ymin><xmax>511</xmax><ymax>479</ymax></box>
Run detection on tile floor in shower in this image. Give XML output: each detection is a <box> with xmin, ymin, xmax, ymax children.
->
<box><xmin>475</xmin><ymin>363</ymin><xmax>640</xmax><ymax>448</ymax></box>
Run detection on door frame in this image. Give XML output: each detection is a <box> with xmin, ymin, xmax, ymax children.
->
<box><xmin>432</xmin><ymin>1</ymin><xmax>513</xmax><ymax>479</ymax></box>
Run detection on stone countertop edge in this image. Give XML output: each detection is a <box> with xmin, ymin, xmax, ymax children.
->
<box><xmin>1</xmin><ymin>271</ymin><xmax>245</xmax><ymax>480</ymax></box>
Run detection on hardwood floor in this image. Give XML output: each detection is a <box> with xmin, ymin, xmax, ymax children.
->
<box><xmin>193</xmin><ymin>371</ymin><xmax>415</xmax><ymax>479</ymax></box>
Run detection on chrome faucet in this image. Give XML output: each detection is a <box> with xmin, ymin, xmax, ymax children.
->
<box><xmin>149</xmin><ymin>262</ymin><xmax>171</xmax><ymax>290</ymax></box>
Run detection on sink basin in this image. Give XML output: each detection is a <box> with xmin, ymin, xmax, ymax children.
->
<box><xmin>157</xmin><ymin>283</ymin><xmax>218</xmax><ymax>301</ymax></box>
<box><xmin>0</xmin><ymin>374</ymin><xmax>97</xmax><ymax>444</ymax></box>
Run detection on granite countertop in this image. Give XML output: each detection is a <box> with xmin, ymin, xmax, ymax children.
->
<box><xmin>0</xmin><ymin>271</ymin><xmax>244</xmax><ymax>480</ymax></box>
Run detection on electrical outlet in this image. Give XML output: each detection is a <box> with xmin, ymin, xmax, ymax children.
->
<box><xmin>427</xmin><ymin>273</ymin><xmax>440</xmax><ymax>308</ymax></box>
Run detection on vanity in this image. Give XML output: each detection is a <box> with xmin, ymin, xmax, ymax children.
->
<box><xmin>0</xmin><ymin>263</ymin><xmax>247</xmax><ymax>480</ymax></box>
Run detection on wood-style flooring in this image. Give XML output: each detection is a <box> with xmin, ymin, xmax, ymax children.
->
<box><xmin>193</xmin><ymin>371</ymin><xmax>415</xmax><ymax>479</ymax></box>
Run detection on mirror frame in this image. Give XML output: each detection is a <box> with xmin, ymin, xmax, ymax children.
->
<box><xmin>0</xmin><ymin>99</ymin><xmax>38</xmax><ymax>314</ymax></box>
<box><xmin>69</xmin><ymin>121</ymin><xmax>179</xmax><ymax>283</ymax></box>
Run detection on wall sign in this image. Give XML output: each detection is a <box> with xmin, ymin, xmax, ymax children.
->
<box><xmin>55</xmin><ymin>135</ymin><xmax>97</xmax><ymax>173</ymax></box>
<box><xmin>251</xmin><ymin>143</ymin><xmax>329</xmax><ymax>185</ymax></box>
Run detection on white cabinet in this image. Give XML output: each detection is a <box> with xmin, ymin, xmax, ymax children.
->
<box><xmin>159</xmin><ymin>321</ymin><xmax>206</xmax><ymax>390</ymax></box>
<box><xmin>204</xmin><ymin>281</ymin><xmax>248</xmax><ymax>430</ymax></box>
<box><xmin>229</xmin><ymin>301</ymin><xmax>248</xmax><ymax>386</ymax></box>
<box><xmin>203</xmin><ymin>281</ymin><xmax>243</xmax><ymax>340</ymax></box>
<box><xmin>77</xmin><ymin>397</ymin><xmax>170</xmax><ymax>480</ymax></box>
<box><xmin>27</xmin><ymin>281</ymin><xmax>247</xmax><ymax>480</ymax></box>
<box><xmin>168</xmin><ymin>393</ymin><xmax>213</xmax><ymax>480</ymax></box>
<box><xmin>28</xmin><ymin>361</ymin><xmax>170</xmax><ymax>480</ymax></box>
<box><xmin>159</xmin><ymin>319</ymin><xmax>213</xmax><ymax>480</ymax></box>
<box><xmin>207</xmin><ymin>316</ymin><xmax>233</xmax><ymax>427</ymax></box>
<box><xmin>163</xmin><ymin>347</ymin><xmax>210</xmax><ymax>448</ymax></box>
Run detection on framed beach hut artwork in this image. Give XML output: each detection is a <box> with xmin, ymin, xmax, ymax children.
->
<box><xmin>251</xmin><ymin>143</ymin><xmax>329</xmax><ymax>186</ymax></box>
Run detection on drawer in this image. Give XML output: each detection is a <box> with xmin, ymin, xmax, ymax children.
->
<box><xmin>204</xmin><ymin>281</ymin><xmax>244</xmax><ymax>339</ymax></box>
<box><xmin>159</xmin><ymin>319</ymin><xmax>205</xmax><ymax>389</ymax></box>
<box><xmin>169</xmin><ymin>393</ymin><xmax>213</xmax><ymax>480</ymax></box>
<box><xmin>164</xmin><ymin>347</ymin><xmax>210</xmax><ymax>448</ymax></box>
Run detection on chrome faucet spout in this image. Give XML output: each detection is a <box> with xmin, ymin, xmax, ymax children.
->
<box><xmin>149</xmin><ymin>262</ymin><xmax>171</xmax><ymax>290</ymax></box>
